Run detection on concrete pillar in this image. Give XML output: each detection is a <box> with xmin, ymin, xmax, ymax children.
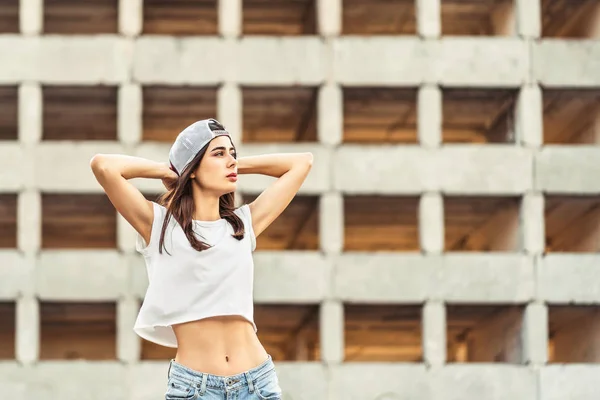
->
<box><xmin>117</xmin><ymin>214</ymin><xmax>137</xmax><ymax>254</ymax></box>
<box><xmin>118</xmin><ymin>84</ymin><xmax>142</xmax><ymax>145</ymax></box>
<box><xmin>418</xmin><ymin>85</ymin><xmax>442</xmax><ymax>147</ymax></box>
<box><xmin>516</xmin><ymin>0</ymin><xmax>541</xmax><ymax>38</ymax></box>
<box><xmin>419</xmin><ymin>193</ymin><xmax>443</xmax><ymax>254</ymax></box>
<box><xmin>521</xmin><ymin>193</ymin><xmax>545</xmax><ymax>255</ymax></box>
<box><xmin>423</xmin><ymin>301</ymin><xmax>446</xmax><ymax>366</ymax></box>
<box><xmin>522</xmin><ymin>302</ymin><xmax>548</xmax><ymax>365</ymax></box>
<box><xmin>218</xmin><ymin>83</ymin><xmax>242</xmax><ymax>144</ymax></box>
<box><xmin>117</xmin><ymin>297</ymin><xmax>141</xmax><ymax>363</ymax></box>
<box><xmin>516</xmin><ymin>85</ymin><xmax>543</xmax><ymax>148</ymax></box>
<box><xmin>416</xmin><ymin>0</ymin><xmax>441</xmax><ymax>38</ymax></box>
<box><xmin>317</xmin><ymin>0</ymin><xmax>341</xmax><ymax>36</ymax></box>
<box><xmin>219</xmin><ymin>0</ymin><xmax>242</xmax><ymax>37</ymax></box>
<box><xmin>319</xmin><ymin>193</ymin><xmax>344</xmax><ymax>254</ymax></box>
<box><xmin>20</xmin><ymin>0</ymin><xmax>43</xmax><ymax>35</ymax></box>
<box><xmin>18</xmin><ymin>83</ymin><xmax>40</xmax><ymax>193</ymax></box>
<box><xmin>16</xmin><ymin>297</ymin><xmax>39</xmax><ymax>364</ymax></box>
<box><xmin>320</xmin><ymin>300</ymin><xmax>344</xmax><ymax>363</ymax></box>
<box><xmin>318</xmin><ymin>84</ymin><xmax>343</xmax><ymax>146</ymax></box>
<box><xmin>119</xmin><ymin>0</ymin><xmax>142</xmax><ymax>37</ymax></box>
<box><xmin>17</xmin><ymin>190</ymin><xmax>41</xmax><ymax>253</ymax></box>
<box><xmin>18</xmin><ymin>83</ymin><xmax>42</xmax><ymax>145</ymax></box>
<box><xmin>491</xmin><ymin>1</ymin><xmax>516</xmax><ymax>36</ymax></box>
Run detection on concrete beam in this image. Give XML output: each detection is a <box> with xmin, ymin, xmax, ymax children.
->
<box><xmin>0</xmin><ymin>252</ymin><xmax>33</xmax><ymax>299</ymax></box>
<box><xmin>538</xmin><ymin>255</ymin><xmax>600</xmax><ymax>303</ymax></box>
<box><xmin>253</xmin><ymin>252</ymin><xmax>329</xmax><ymax>303</ymax></box>
<box><xmin>536</xmin><ymin>147</ymin><xmax>600</xmax><ymax>193</ymax></box>
<box><xmin>117</xmin><ymin>297</ymin><xmax>141</xmax><ymax>363</ymax></box>
<box><xmin>534</xmin><ymin>41</ymin><xmax>600</xmax><ymax>87</ymax></box>
<box><xmin>334</xmin><ymin>146</ymin><xmax>532</xmax><ymax>195</ymax></box>
<box><xmin>540</xmin><ymin>366</ymin><xmax>600</xmax><ymax>400</ymax></box>
<box><xmin>438</xmin><ymin>254</ymin><xmax>534</xmax><ymax>303</ymax></box>
<box><xmin>34</xmin><ymin>142</ymin><xmax>127</xmax><ymax>193</ymax></box>
<box><xmin>333</xmin><ymin>254</ymin><xmax>437</xmax><ymax>302</ymax></box>
<box><xmin>0</xmin><ymin>37</ymin><xmax>131</xmax><ymax>84</ymax></box>
<box><xmin>0</xmin><ymin>144</ymin><xmax>29</xmax><ymax>192</ymax></box>
<box><xmin>433</xmin><ymin>365</ymin><xmax>536</xmax><ymax>400</ymax></box>
<box><xmin>36</xmin><ymin>251</ymin><xmax>128</xmax><ymax>300</ymax></box>
<box><xmin>332</xmin><ymin>364</ymin><xmax>430</xmax><ymax>400</ymax></box>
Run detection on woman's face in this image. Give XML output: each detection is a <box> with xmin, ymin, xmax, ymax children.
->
<box><xmin>192</xmin><ymin>135</ymin><xmax>238</xmax><ymax>195</ymax></box>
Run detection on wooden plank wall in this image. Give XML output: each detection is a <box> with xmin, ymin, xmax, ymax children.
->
<box><xmin>44</xmin><ymin>0</ymin><xmax>118</xmax><ymax>34</ymax></box>
<box><xmin>43</xmin><ymin>86</ymin><xmax>118</xmax><ymax>141</ymax></box>
<box><xmin>0</xmin><ymin>86</ymin><xmax>18</xmax><ymax>141</ymax></box>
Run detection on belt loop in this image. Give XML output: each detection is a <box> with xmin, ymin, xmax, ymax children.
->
<box><xmin>245</xmin><ymin>372</ymin><xmax>254</xmax><ymax>393</ymax></box>
<box><xmin>199</xmin><ymin>373</ymin><xmax>208</xmax><ymax>395</ymax></box>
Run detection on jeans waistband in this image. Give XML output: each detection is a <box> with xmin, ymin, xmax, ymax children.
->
<box><xmin>167</xmin><ymin>355</ymin><xmax>275</xmax><ymax>390</ymax></box>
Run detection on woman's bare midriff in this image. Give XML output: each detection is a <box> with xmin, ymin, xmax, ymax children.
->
<box><xmin>172</xmin><ymin>315</ymin><xmax>269</xmax><ymax>376</ymax></box>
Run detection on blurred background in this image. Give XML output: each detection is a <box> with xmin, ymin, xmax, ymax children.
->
<box><xmin>1</xmin><ymin>0</ymin><xmax>600</xmax><ymax>399</ymax></box>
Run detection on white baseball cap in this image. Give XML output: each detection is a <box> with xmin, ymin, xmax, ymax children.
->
<box><xmin>168</xmin><ymin>118</ymin><xmax>231</xmax><ymax>176</ymax></box>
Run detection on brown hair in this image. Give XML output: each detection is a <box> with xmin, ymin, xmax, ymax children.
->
<box><xmin>156</xmin><ymin>122</ymin><xmax>244</xmax><ymax>254</ymax></box>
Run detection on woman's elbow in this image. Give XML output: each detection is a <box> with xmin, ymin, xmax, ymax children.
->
<box><xmin>302</xmin><ymin>152</ymin><xmax>314</xmax><ymax>167</ymax></box>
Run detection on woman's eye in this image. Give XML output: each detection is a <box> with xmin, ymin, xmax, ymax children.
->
<box><xmin>216</xmin><ymin>151</ymin><xmax>224</xmax><ymax>156</ymax></box>
<box><xmin>231</xmin><ymin>153</ymin><xmax>237</xmax><ymax>159</ymax></box>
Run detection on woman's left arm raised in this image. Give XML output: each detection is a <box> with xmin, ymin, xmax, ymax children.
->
<box><xmin>237</xmin><ymin>152</ymin><xmax>313</xmax><ymax>237</ymax></box>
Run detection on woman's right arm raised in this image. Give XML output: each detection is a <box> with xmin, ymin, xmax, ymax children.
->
<box><xmin>89</xmin><ymin>154</ymin><xmax>177</xmax><ymax>245</ymax></box>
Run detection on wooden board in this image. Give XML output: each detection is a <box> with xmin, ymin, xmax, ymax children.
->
<box><xmin>44</xmin><ymin>0</ymin><xmax>118</xmax><ymax>34</ymax></box>
<box><xmin>541</xmin><ymin>0</ymin><xmax>600</xmax><ymax>38</ymax></box>
<box><xmin>243</xmin><ymin>195</ymin><xmax>319</xmax><ymax>250</ymax></box>
<box><xmin>143</xmin><ymin>0</ymin><xmax>218</xmax><ymax>35</ymax></box>
<box><xmin>243</xmin><ymin>87</ymin><xmax>318</xmax><ymax>142</ymax></box>
<box><xmin>441</xmin><ymin>0</ymin><xmax>510</xmax><ymax>36</ymax></box>
<box><xmin>243</xmin><ymin>0</ymin><xmax>316</xmax><ymax>35</ymax></box>
<box><xmin>43</xmin><ymin>86</ymin><xmax>117</xmax><ymax>141</ymax></box>
<box><xmin>0</xmin><ymin>86</ymin><xmax>18</xmax><ymax>141</ymax></box>
<box><xmin>344</xmin><ymin>196</ymin><xmax>419</xmax><ymax>251</ymax></box>
<box><xmin>40</xmin><ymin>302</ymin><xmax>117</xmax><ymax>360</ymax></box>
<box><xmin>343</xmin><ymin>0</ymin><xmax>416</xmax><ymax>35</ymax></box>
<box><xmin>0</xmin><ymin>302</ymin><xmax>15</xmax><ymax>360</ymax></box>
<box><xmin>0</xmin><ymin>194</ymin><xmax>17</xmax><ymax>248</ymax></box>
<box><xmin>0</xmin><ymin>0</ymin><xmax>18</xmax><ymax>33</ymax></box>
<box><xmin>543</xmin><ymin>89</ymin><xmax>600</xmax><ymax>144</ymax></box>
<box><xmin>545</xmin><ymin>196</ymin><xmax>600</xmax><ymax>252</ymax></box>
<box><xmin>42</xmin><ymin>194</ymin><xmax>117</xmax><ymax>249</ymax></box>
<box><xmin>443</xmin><ymin>89</ymin><xmax>517</xmax><ymax>143</ymax></box>
<box><xmin>444</xmin><ymin>196</ymin><xmax>520</xmax><ymax>251</ymax></box>
<box><xmin>344</xmin><ymin>88</ymin><xmax>418</xmax><ymax>143</ymax></box>
<box><xmin>143</xmin><ymin>86</ymin><xmax>218</xmax><ymax>142</ymax></box>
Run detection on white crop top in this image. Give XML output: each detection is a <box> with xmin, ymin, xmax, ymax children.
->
<box><xmin>133</xmin><ymin>202</ymin><xmax>257</xmax><ymax>348</ymax></box>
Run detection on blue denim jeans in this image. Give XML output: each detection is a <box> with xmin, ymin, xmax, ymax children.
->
<box><xmin>165</xmin><ymin>355</ymin><xmax>282</xmax><ymax>400</ymax></box>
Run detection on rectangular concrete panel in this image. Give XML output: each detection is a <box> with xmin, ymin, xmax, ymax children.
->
<box><xmin>535</xmin><ymin>147</ymin><xmax>600</xmax><ymax>193</ymax></box>
<box><xmin>538</xmin><ymin>254</ymin><xmax>600</xmax><ymax>303</ymax></box>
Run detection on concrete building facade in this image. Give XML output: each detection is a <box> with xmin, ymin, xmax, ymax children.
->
<box><xmin>1</xmin><ymin>0</ymin><xmax>600</xmax><ymax>399</ymax></box>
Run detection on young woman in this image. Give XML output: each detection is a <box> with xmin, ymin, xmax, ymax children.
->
<box><xmin>90</xmin><ymin>118</ymin><xmax>313</xmax><ymax>400</ymax></box>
